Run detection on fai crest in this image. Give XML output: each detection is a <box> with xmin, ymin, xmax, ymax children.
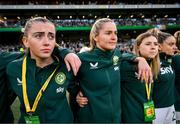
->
<box><xmin>113</xmin><ymin>56</ymin><xmax>119</xmax><ymax>65</ymax></box>
<box><xmin>55</xmin><ymin>72</ymin><xmax>66</xmax><ymax>85</ymax></box>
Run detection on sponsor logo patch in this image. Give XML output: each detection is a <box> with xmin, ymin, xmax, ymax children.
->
<box><xmin>90</xmin><ymin>62</ymin><xmax>98</xmax><ymax>69</ymax></box>
<box><xmin>17</xmin><ymin>77</ymin><xmax>22</xmax><ymax>85</ymax></box>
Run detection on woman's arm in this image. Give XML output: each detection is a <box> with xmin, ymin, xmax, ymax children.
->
<box><xmin>122</xmin><ymin>53</ymin><xmax>152</xmax><ymax>83</ymax></box>
<box><xmin>55</xmin><ymin>48</ymin><xmax>81</xmax><ymax>76</ymax></box>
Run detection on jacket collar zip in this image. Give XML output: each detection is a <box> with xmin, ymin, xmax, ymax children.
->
<box><xmin>159</xmin><ymin>52</ymin><xmax>172</xmax><ymax>64</ymax></box>
<box><xmin>94</xmin><ymin>47</ymin><xmax>114</xmax><ymax>59</ymax></box>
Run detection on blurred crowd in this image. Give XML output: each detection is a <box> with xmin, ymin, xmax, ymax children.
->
<box><xmin>0</xmin><ymin>0</ymin><xmax>179</xmax><ymax>5</ymax></box>
<box><xmin>0</xmin><ymin>38</ymin><xmax>134</xmax><ymax>54</ymax></box>
<box><xmin>0</xmin><ymin>17</ymin><xmax>179</xmax><ymax>54</ymax></box>
<box><xmin>0</xmin><ymin>44</ymin><xmax>22</xmax><ymax>52</ymax></box>
<box><xmin>0</xmin><ymin>18</ymin><xmax>179</xmax><ymax>28</ymax></box>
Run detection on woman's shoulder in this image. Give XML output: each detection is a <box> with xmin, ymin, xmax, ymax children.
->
<box><xmin>173</xmin><ymin>54</ymin><xmax>180</xmax><ymax>60</ymax></box>
<box><xmin>9</xmin><ymin>57</ymin><xmax>23</xmax><ymax>64</ymax></box>
<box><xmin>172</xmin><ymin>54</ymin><xmax>180</xmax><ymax>68</ymax></box>
<box><xmin>121</xmin><ymin>60</ymin><xmax>135</xmax><ymax>66</ymax></box>
<box><xmin>7</xmin><ymin>58</ymin><xmax>23</xmax><ymax>73</ymax></box>
<box><xmin>77</xmin><ymin>50</ymin><xmax>95</xmax><ymax>60</ymax></box>
<box><xmin>0</xmin><ymin>52</ymin><xmax>23</xmax><ymax>62</ymax></box>
<box><xmin>121</xmin><ymin>59</ymin><xmax>136</xmax><ymax>70</ymax></box>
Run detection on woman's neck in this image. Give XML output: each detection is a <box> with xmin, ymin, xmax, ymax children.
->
<box><xmin>37</xmin><ymin>58</ymin><xmax>54</xmax><ymax>68</ymax></box>
<box><xmin>96</xmin><ymin>46</ymin><xmax>113</xmax><ymax>52</ymax></box>
<box><xmin>32</xmin><ymin>56</ymin><xmax>54</xmax><ymax>68</ymax></box>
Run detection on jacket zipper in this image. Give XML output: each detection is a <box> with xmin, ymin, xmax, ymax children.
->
<box><xmin>105</xmin><ymin>70</ymin><xmax>114</xmax><ymax>122</ymax></box>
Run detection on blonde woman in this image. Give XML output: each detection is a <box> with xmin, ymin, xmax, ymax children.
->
<box><xmin>121</xmin><ymin>32</ymin><xmax>160</xmax><ymax>123</ymax></box>
<box><xmin>75</xmin><ymin>18</ymin><xmax>152</xmax><ymax>123</ymax></box>
<box><xmin>6</xmin><ymin>17</ymin><xmax>81</xmax><ymax>123</ymax></box>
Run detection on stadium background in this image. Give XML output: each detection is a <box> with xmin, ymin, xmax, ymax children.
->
<box><xmin>0</xmin><ymin>0</ymin><xmax>179</xmax><ymax>123</ymax></box>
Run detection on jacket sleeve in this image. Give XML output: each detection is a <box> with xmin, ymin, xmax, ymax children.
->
<box><xmin>6</xmin><ymin>77</ymin><xmax>17</xmax><ymax>105</ymax></box>
<box><xmin>121</xmin><ymin>52</ymin><xmax>137</xmax><ymax>62</ymax></box>
<box><xmin>1</xmin><ymin>52</ymin><xmax>23</xmax><ymax>64</ymax></box>
<box><xmin>66</xmin><ymin>72</ymin><xmax>80</xmax><ymax>120</ymax></box>
<box><xmin>53</xmin><ymin>47</ymin><xmax>73</xmax><ymax>60</ymax></box>
<box><xmin>67</xmin><ymin>71</ymin><xmax>80</xmax><ymax>97</ymax></box>
<box><xmin>0</xmin><ymin>52</ymin><xmax>22</xmax><ymax>105</ymax></box>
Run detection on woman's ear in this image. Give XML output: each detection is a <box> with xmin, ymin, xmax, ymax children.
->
<box><xmin>22</xmin><ymin>36</ymin><xmax>29</xmax><ymax>48</ymax></box>
<box><xmin>137</xmin><ymin>49</ymin><xmax>140</xmax><ymax>56</ymax></box>
<box><xmin>94</xmin><ymin>36</ymin><xmax>98</xmax><ymax>43</ymax></box>
<box><xmin>158</xmin><ymin>44</ymin><xmax>162</xmax><ymax>51</ymax></box>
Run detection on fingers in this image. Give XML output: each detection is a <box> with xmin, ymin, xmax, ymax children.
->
<box><xmin>76</xmin><ymin>97</ymin><xmax>88</xmax><ymax>107</ymax></box>
<box><xmin>72</xmin><ymin>55</ymin><xmax>81</xmax><ymax>76</ymax></box>
<box><xmin>138</xmin><ymin>69</ymin><xmax>142</xmax><ymax>80</ymax></box>
<box><xmin>79</xmin><ymin>91</ymin><xmax>84</xmax><ymax>97</ymax></box>
<box><xmin>145</xmin><ymin>69</ymin><xmax>150</xmax><ymax>83</ymax></box>
<box><xmin>137</xmin><ymin>58</ymin><xmax>152</xmax><ymax>83</ymax></box>
<box><xmin>65</xmin><ymin>60</ymin><xmax>71</xmax><ymax>72</ymax></box>
<box><xmin>76</xmin><ymin>91</ymin><xmax>88</xmax><ymax>107</ymax></box>
<box><xmin>140</xmin><ymin>70</ymin><xmax>146</xmax><ymax>82</ymax></box>
<box><xmin>64</xmin><ymin>53</ymin><xmax>81</xmax><ymax>76</ymax></box>
<box><xmin>140</xmin><ymin>69</ymin><xmax>152</xmax><ymax>83</ymax></box>
<box><xmin>71</xmin><ymin>58</ymin><xmax>77</xmax><ymax>76</ymax></box>
<box><xmin>144</xmin><ymin>67</ymin><xmax>152</xmax><ymax>83</ymax></box>
<box><xmin>148</xmin><ymin>68</ymin><xmax>153</xmax><ymax>83</ymax></box>
<box><xmin>149</xmin><ymin>72</ymin><xmax>153</xmax><ymax>83</ymax></box>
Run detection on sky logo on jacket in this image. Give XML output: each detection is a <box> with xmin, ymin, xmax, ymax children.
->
<box><xmin>55</xmin><ymin>72</ymin><xmax>66</xmax><ymax>85</ymax></box>
<box><xmin>114</xmin><ymin>66</ymin><xmax>119</xmax><ymax>71</ymax></box>
<box><xmin>160</xmin><ymin>65</ymin><xmax>173</xmax><ymax>75</ymax></box>
<box><xmin>56</xmin><ymin>87</ymin><xmax>64</xmax><ymax>93</ymax></box>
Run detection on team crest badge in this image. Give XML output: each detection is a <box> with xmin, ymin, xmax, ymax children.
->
<box><xmin>167</xmin><ymin>58</ymin><xmax>172</xmax><ymax>64</ymax></box>
<box><xmin>113</xmin><ymin>56</ymin><xmax>119</xmax><ymax>65</ymax></box>
<box><xmin>55</xmin><ymin>72</ymin><xmax>66</xmax><ymax>85</ymax></box>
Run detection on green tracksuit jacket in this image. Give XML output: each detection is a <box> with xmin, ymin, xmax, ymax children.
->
<box><xmin>76</xmin><ymin>47</ymin><xmax>136</xmax><ymax>123</ymax></box>
<box><xmin>121</xmin><ymin>60</ymin><xmax>153</xmax><ymax>123</ymax></box>
<box><xmin>6</xmin><ymin>53</ymin><xmax>75</xmax><ymax>123</ymax></box>
<box><xmin>172</xmin><ymin>54</ymin><xmax>180</xmax><ymax>111</ymax></box>
<box><xmin>153</xmin><ymin>53</ymin><xmax>175</xmax><ymax>108</ymax></box>
<box><xmin>0</xmin><ymin>52</ymin><xmax>23</xmax><ymax>123</ymax></box>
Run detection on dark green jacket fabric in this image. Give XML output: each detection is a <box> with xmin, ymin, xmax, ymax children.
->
<box><xmin>0</xmin><ymin>52</ymin><xmax>23</xmax><ymax>123</ymax></box>
<box><xmin>121</xmin><ymin>60</ymin><xmax>153</xmax><ymax>123</ymax></box>
<box><xmin>76</xmin><ymin>48</ymin><xmax>121</xmax><ymax>123</ymax></box>
<box><xmin>153</xmin><ymin>53</ymin><xmax>175</xmax><ymax>108</ymax></box>
<box><xmin>76</xmin><ymin>48</ymin><xmax>136</xmax><ymax>123</ymax></box>
<box><xmin>172</xmin><ymin>54</ymin><xmax>180</xmax><ymax>111</ymax></box>
<box><xmin>6</xmin><ymin>52</ymin><xmax>75</xmax><ymax>123</ymax></box>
